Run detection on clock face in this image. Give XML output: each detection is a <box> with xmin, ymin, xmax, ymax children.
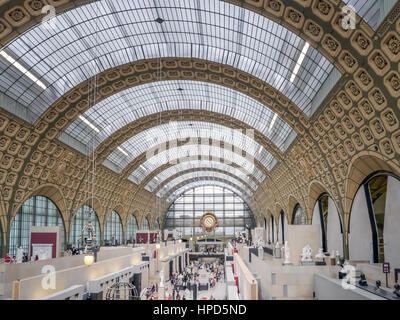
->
<box><xmin>204</xmin><ymin>217</ymin><xmax>214</xmax><ymax>227</ymax></box>
<box><xmin>200</xmin><ymin>212</ymin><xmax>218</xmax><ymax>232</ymax></box>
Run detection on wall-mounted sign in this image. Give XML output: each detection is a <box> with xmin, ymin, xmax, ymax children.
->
<box><xmin>383</xmin><ymin>262</ymin><xmax>390</xmax><ymax>274</ymax></box>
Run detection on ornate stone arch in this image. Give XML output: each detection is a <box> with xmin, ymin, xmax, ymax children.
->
<box><xmin>344</xmin><ymin>151</ymin><xmax>400</xmax><ymax>229</ymax></box>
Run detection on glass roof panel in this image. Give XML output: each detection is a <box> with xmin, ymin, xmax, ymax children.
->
<box><xmin>68</xmin><ymin>80</ymin><xmax>293</xmax><ymax>152</ymax></box>
<box><xmin>342</xmin><ymin>0</ymin><xmax>381</xmax><ymax>30</ymax></box>
<box><xmin>166</xmin><ymin>181</ymin><xmax>247</xmax><ymax>203</ymax></box>
<box><xmin>157</xmin><ymin>171</ymin><xmax>253</xmax><ymax>198</ymax></box>
<box><xmin>0</xmin><ymin>0</ymin><xmax>335</xmax><ymax>120</ymax></box>
<box><xmin>128</xmin><ymin>144</ymin><xmax>266</xmax><ymax>185</ymax></box>
<box><xmin>145</xmin><ymin>160</ymin><xmax>259</xmax><ymax>193</ymax></box>
<box><xmin>105</xmin><ymin>121</ymin><xmax>275</xmax><ymax>173</ymax></box>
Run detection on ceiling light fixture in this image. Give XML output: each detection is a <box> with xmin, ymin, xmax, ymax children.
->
<box><xmin>79</xmin><ymin>115</ymin><xmax>100</xmax><ymax>133</ymax></box>
<box><xmin>290</xmin><ymin>42</ymin><xmax>310</xmax><ymax>83</ymax></box>
<box><xmin>155</xmin><ymin>17</ymin><xmax>165</xmax><ymax>24</ymax></box>
<box><xmin>0</xmin><ymin>51</ymin><xmax>47</xmax><ymax>90</ymax></box>
<box><xmin>258</xmin><ymin>146</ymin><xmax>263</xmax><ymax>154</ymax></box>
<box><xmin>140</xmin><ymin>165</ymin><xmax>146</xmax><ymax>171</ymax></box>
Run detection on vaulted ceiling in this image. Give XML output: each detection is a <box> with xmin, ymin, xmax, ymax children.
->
<box><xmin>0</xmin><ymin>0</ymin><xmax>399</xmax><ymax>231</ymax></box>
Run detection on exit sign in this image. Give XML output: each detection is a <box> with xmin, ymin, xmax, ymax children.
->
<box><xmin>383</xmin><ymin>262</ymin><xmax>390</xmax><ymax>273</ymax></box>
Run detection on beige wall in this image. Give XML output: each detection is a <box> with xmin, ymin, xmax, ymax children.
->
<box><xmin>287</xmin><ymin>225</ymin><xmax>320</xmax><ymax>264</ymax></box>
<box><xmin>2</xmin><ymin>246</ymin><xmax>135</xmax><ymax>298</ymax></box>
<box><xmin>233</xmin><ymin>253</ymin><xmax>258</xmax><ymax>300</ymax></box>
<box><xmin>314</xmin><ymin>273</ymin><xmax>386</xmax><ymax>300</ymax></box>
<box><xmin>247</xmin><ymin>253</ymin><xmax>337</xmax><ymax>300</ymax></box>
<box><xmin>17</xmin><ymin>248</ymin><xmax>145</xmax><ymax>300</ymax></box>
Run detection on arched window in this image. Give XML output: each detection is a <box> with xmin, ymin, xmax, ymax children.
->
<box><xmin>104</xmin><ymin>211</ymin><xmax>123</xmax><ymax>245</ymax></box>
<box><xmin>141</xmin><ymin>217</ymin><xmax>150</xmax><ymax>230</ymax></box>
<box><xmin>126</xmin><ymin>215</ymin><xmax>138</xmax><ymax>244</ymax></box>
<box><xmin>164</xmin><ymin>186</ymin><xmax>255</xmax><ymax>238</ymax></box>
<box><xmin>349</xmin><ymin>173</ymin><xmax>400</xmax><ymax>265</ymax></box>
<box><xmin>153</xmin><ymin>219</ymin><xmax>160</xmax><ymax>230</ymax></box>
<box><xmin>270</xmin><ymin>217</ymin><xmax>275</xmax><ymax>243</ymax></box>
<box><xmin>278</xmin><ymin>211</ymin><xmax>287</xmax><ymax>244</ymax></box>
<box><xmin>292</xmin><ymin>204</ymin><xmax>307</xmax><ymax>225</ymax></box>
<box><xmin>9</xmin><ymin>196</ymin><xmax>66</xmax><ymax>256</ymax></box>
<box><xmin>69</xmin><ymin>206</ymin><xmax>101</xmax><ymax>248</ymax></box>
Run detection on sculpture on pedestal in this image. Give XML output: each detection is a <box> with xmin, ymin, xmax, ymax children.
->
<box><xmin>273</xmin><ymin>242</ymin><xmax>282</xmax><ymax>258</ymax></box>
<box><xmin>159</xmin><ymin>270</ymin><xmax>164</xmax><ymax>286</ymax></box>
<box><xmin>16</xmin><ymin>246</ymin><xmax>24</xmax><ymax>264</ymax></box>
<box><xmin>315</xmin><ymin>248</ymin><xmax>325</xmax><ymax>259</ymax></box>
<box><xmin>300</xmin><ymin>244</ymin><xmax>313</xmax><ymax>262</ymax></box>
<box><xmin>283</xmin><ymin>241</ymin><xmax>290</xmax><ymax>264</ymax></box>
<box><xmin>254</xmin><ymin>238</ymin><xmax>264</xmax><ymax>249</ymax></box>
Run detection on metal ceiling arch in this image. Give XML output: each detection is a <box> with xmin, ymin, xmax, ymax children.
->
<box><xmin>153</xmin><ymin>167</ymin><xmax>258</xmax><ymax>195</ymax></box>
<box><xmin>0</xmin><ymin>1</ymin><xmax>374</xmax><ymax>72</ymax></box>
<box><xmin>123</xmin><ymin>151</ymin><xmax>277</xmax><ymax>215</ymax></box>
<box><xmin>160</xmin><ymin>176</ymin><xmax>261</xmax><ymax>215</ymax></box>
<box><xmin>127</xmin><ymin>143</ymin><xmax>267</xmax><ymax>186</ymax></box>
<box><xmin>0</xmin><ymin>0</ymin><xmax>338</xmax><ymax>121</ymax></box>
<box><xmin>66</xmin><ymin>80</ymin><xmax>295</xmax><ymax>153</ymax></box>
<box><xmin>144</xmin><ymin>159</ymin><xmax>262</xmax><ymax>193</ymax></box>
<box><xmin>157</xmin><ymin>171</ymin><xmax>255</xmax><ymax>198</ymax></box>
<box><xmin>122</xmin><ymin>143</ymin><xmax>271</xmax><ymax>184</ymax></box>
<box><xmin>162</xmin><ymin>176</ymin><xmax>253</xmax><ymax>202</ymax></box>
<box><xmin>95</xmin><ymin>110</ymin><xmax>284</xmax><ymax>169</ymax></box>
<box><xmin>35</xmin><ymin>57</ymin><xmax>312</xmax><ymax>149</ymax></box>
<box><xmin>104</xmin><ymin>120</ymin><xmax>277</xmax><ymax>175</ymax></box>
<box><xmin>163</xmin><ymin>181</ymin><xmax>248</xmax><ymax>204</ymax></box>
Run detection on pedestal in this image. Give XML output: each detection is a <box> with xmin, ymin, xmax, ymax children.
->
<box><xmin>158</xmin><ymin>284</ymin><xmax>165</xmax><ymax>300</ymax></box>
<box><xmin>300</xmin><ymin>260</ymin><xmax>314</xmax><ymax>266</ymax></box>
<box><xmin>258</xmin><ymin>247</ymin><xmax>264</xmax><ymax>260</ymax></box>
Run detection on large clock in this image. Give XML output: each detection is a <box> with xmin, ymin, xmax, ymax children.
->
<box><xmin>200</xmin><ymin>212</ymin><xmax>218</xmax><ymax>232</ymax></box>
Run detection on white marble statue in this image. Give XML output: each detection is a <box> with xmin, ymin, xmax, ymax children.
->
<box><xmin>301</xmin><ymin>244</ymin><xmax>313</xmax><ymax>262</ymax></box>
<box><xmin>283</xmin><ymin>241</ymin><xmax>290</xmax><ymax>264</ymax></box>
<box><xmin>254</xmin><ymin>238</ymin><xmax>264</xmax><ymax>249</ymax></box>
<box><xmin>315</xmin><ymin>248</ymin><xmax>325</xmax><ymax>259</ymax></box>
<box><xmin>159</xmin><ymin>270</ymin><xmax>165</xmax><ymax>287</ymax></box>
<box><xmin>16</xmin><ymin>246</ymin><xmax>24</xmax><ymax>264</ymax></box>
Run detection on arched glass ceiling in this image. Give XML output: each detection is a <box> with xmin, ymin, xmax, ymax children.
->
<box><xmin>69</xmin><ymin>81</ymin><xmax>293</xmax><ymax>153</ymax></box>
<box><xmin>342</xmin><ymin>0</ymin><xmax>381</xmax><ymax>30</ymax></box>
<box><xmin>128</xmin><ymin>144</ymin><xmax>265</xmax><ymax>185</ymax></box>
<box><xmin>157</xmin><ymin>171</ymin><xmax>253</xmax><ymax>198</ymax></box>
<box><xmin>145</xmin><ymin>160</ymin><xmax>259</xmax><ymax>193</ymax></box>
<box><xmin>166</xmin><ymin>182</ymin><xmax>247</xmax><ymax>203</ymax></box>
<box><xmin>0</xmin><ymin>0</ymin><xmax>335</xmax><ymax>121</ymax></box>
<box><xmin>106</xmin><ymin>121</ymin><xmax>275</xmax><ymax>173</ymax></box>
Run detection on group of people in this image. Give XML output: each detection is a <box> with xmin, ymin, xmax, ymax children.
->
<box><xmin>166</xmin><ymin>260</ymin><xmax>224</xmax><ymax>300</ymax></box>
<box><xmin>3</xmin><ymin>247</ymin><xmax>32</xmax><ymax>264</ymax></box>
<box><xmin>145</xmin><ymin>283</ymin><xmax>159</xmax><ymax>300</ymax></box>
<box><xmin>64</xmin><ymin>245</ymin><xmax>82</xmax><ymax>256</ymax></box>
<box><xmin>197</xmin><ymin>261</ymin><xmax>224</xmax><ymax>289</ymax></box>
